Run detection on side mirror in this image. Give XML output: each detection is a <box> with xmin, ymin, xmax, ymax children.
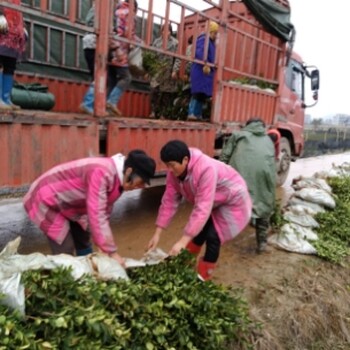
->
<box><xmin>311</xmin><ymin>69</ymin><xmax>320</xmax><ymax>91</ymax></box>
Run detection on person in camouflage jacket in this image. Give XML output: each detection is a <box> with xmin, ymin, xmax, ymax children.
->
<box><xmin>149</xmin><ymin>23</ymin><xmax>180</xmax><ymax>119</ymax></box>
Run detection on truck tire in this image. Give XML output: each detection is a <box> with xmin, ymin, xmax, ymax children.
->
<box><xmin>277</xmin><ymin>137</ymin><xmax>291</xmax><ymax>186</ymax></box>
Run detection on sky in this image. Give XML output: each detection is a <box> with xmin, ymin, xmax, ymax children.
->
<box><xmin>289</xmin><ymin>0</ymin><xmax>350</xmax><ymax>119</ymax></box>
<box><xmin>138</xmin><ymin>0</ymin><xmax>350</xmax><ymax>119</ymax></box>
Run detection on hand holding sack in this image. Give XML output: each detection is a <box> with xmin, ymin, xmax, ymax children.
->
<box><xmin>0</xmin><ymin>15</ymin><xmax>8</xmax><ymax>34</ymax></box>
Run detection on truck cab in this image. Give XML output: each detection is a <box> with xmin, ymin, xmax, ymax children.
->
<box><xmin>275</xmin><ymin>51</ymin><xmax>320</xmax><ymax>184</ymax></box>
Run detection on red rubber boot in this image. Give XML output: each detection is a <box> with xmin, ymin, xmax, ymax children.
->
<box><xmin>197</xmin><ymin>258</ymin><xmax>216</xmax><ymax>281</ymax></box>
<box><xmin>186</xmin><ymin>241</ymin><xmax>202</xmax><ymax>255</ymax></box>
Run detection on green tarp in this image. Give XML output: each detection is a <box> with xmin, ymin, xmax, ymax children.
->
<box><xmin>242</xmin><ymin>0</ymin><xmax>295</xmax><ymax>42</ymax></box>
<box><xmin>12</xmin><ymin>82</ymin><xmax>55</xmax><ymax>110</ymax></box>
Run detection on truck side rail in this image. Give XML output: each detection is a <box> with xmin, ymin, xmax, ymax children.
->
<box><xmin>2</xmin><ymin>0</ymin><xmax>288</xmax><ymax>124</ymax></box>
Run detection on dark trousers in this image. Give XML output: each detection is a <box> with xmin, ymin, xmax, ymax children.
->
<box><xmin>48</xmin><ymin>221</ymin><xmax>92</xmax><ymax>256</ymax></box>
<box><xmin>84</xmin><ymin>48</ymin><xmax>95</xmax><ymax>78</ymax></box>
<box><xmin>192</xmin><ymin>217</ymin><xmax>221</xmax><ymax>263</ymax></box>
<box><xmin>150</xmin><ymin>86</ymin><xmax>176</xmax><ymax>118</ymax></box>
<box><xmin>0</xmin><ymin>55</ymin><xmax>17</xmax><ymax>74</ymax></box>
<box><xmin>107</xmin><ymin>65</ymin><xmax>132</xmax><ymax>95</ymax></box>
<box><xmin>192</xmin><ymin>92</ymin><xmax>208</xmax><ymax>102</ymax></box>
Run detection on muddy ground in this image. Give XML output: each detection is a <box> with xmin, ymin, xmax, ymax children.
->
<box><xmin>1</xmin><ymin>153</ymin><xmax>350</xmax><ymax>349</ymax></box>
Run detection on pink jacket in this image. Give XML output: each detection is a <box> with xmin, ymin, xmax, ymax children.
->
<box><xmin>23</xmin><ymin>157</ymin><xmax>123</xmax><ymax>253</ymax></box>
<box><xmin>156</xmin><ymin>148</ymin><xmax>252</xmax><ymax>243</ymax></box>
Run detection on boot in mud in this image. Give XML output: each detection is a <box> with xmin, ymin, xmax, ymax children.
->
<box><xmin>255</xmin><ymin>218</ymin><xmax>272</xmax><ymax>254</ymax></box>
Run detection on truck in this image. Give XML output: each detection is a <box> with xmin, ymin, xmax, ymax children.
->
<box><xmin>0</xmin><ymin>0</ymin><xmax>320</xmax><ymax>194</ymax></box>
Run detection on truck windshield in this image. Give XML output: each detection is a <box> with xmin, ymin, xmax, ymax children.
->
<box><xmin>286</xmin><ymin>59</ymin><xmax>304</xmax><ymax>100</ymax></box>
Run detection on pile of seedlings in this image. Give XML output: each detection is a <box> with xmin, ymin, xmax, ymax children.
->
<box><xmin>142</xmin><ymin>50</ymin><xmax>211</xmax><ymax>121</ymax></box>
<box><xmin>314</xmin><ymin>176</ymin><xmax>350</xmax><ymax>263</ymax></box>
<box><xmin>0</xmin><ymin>252</ymin><xmax>255</xmax><ymax>350</ymax></box>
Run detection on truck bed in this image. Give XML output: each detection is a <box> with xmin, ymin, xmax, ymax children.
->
<box><xmin>0</xmin><ymin>109</ymin><xmax>215</xmax><ymax>193</ymax></box>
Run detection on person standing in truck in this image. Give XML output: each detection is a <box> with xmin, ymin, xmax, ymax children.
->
<box><xmin>147</xmin><ymin>140</ymin><xmax>252</xmax><ymax>281</ymax></box>
<box><xmin>187</xmin><ymin>21</ymin><xmax>219</xmax><ymax>121</ymax></box>
<box><xmin>149</xmin><ymin>23</ymin><xmax>180</xmax><ymax>119</ymax></box>
<box><xmin>184</xmin><ymin>35</ymin><xmax>193</xmax><ymax>82</ymax></box>
<box><xmin>82</xmin><ymin>1</ymin><xmax>96</xmax><ymax>78</ymax></box>
<box><xmin>79</xmin><ymin>0</ymin><xmax>139</xmax><ymax>116</ymax></box>
<box><xmin>220</xmin><ymin>118</ymin><xmax>276</xmax><ymax>253</ymax></box>
<box><xmin>106</xmin><ymin>0</ymin><xmax>140</xmax><ymax>116</ymax></box>
<box><xmin>79</xmin><ymin>2</ymin><xmax>96</xmax><ymax>114</ymax></box>
<box><xmin>23</xmin><ymin>150</ymin><xmax>156</xmax><ymax>267</ymax></box>
<box><xmin>0</xmin><ymin>0</ymin><xmax>27</xmax><ymax>110</ymax></box>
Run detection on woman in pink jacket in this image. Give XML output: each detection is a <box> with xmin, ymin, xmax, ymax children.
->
<box><xmin>24</xmin><ymin>150</ymin><xmax>156</xmax><ymax>267</ymax></box>
<box><xmin>148</xmin><ymin>140</ymin><xmax>252</xmax><ymax>280</ymax></box>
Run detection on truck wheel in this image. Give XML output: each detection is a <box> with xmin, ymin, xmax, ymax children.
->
<box><xmin>277</xmin><ymin>137</ymin><xmax>291</xmax><ymax>186</ymax></box>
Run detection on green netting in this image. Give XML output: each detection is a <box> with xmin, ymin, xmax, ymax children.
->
<box><xmin>21</xmin><ymin>0</ymin><xmax>93</xmax><ymax>21</ymax></box>
<box><xmin>22</xmin><ymin>9</ymin><xmax>88</xmax><ymax>78</ymax></box>
<box><xmin>17</xmin><ymin>62</ymin><xmax>89</xmax><ymax>81</ymax></box>
<box><xmin>65</xmin><ymin>33</ymin><xmax>77</xmax><ymax>67</ymax></box>
<box><xmin>50</xmin><ymin>1</ymin><xmax>65</xmax><ymax>15</ymax></box>
<box><xmin>21</xmin><ymin>0</ymin><xmax>40</xmax><ymax>8</ymax></box>
<box><xmin>33</xmin><ymin>25</ymin><xmax>47</xmax><ymax>62</ymax></box>
<box><xmin>49</xmin><ymin>29</ymin><xmax>62</xmax><ymax>66</ymax></box>
<box><xmin>18</xmin><ymin>2</ymin><xmax>163</xmax><ymax>87</ymax></box>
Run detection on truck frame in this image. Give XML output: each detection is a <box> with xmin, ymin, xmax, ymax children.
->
<box><xmin>0</xmin><ymin>0</ymin><xmax>319</xmax><ymax>194</ymax></box>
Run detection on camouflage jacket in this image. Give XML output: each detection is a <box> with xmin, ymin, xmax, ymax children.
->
<box><xmin>150</xmin><ymin>35</ymin><xmax>180</xmax><ymax>92</ymax></box>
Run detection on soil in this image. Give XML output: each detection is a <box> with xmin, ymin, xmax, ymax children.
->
<box><xmin>217</xmin><ymin>229</ymin><xmax>350</xmax><ymax>350</ymax></box>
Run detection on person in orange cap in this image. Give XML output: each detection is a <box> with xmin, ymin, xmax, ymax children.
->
<box><xmin>187</xmin><ymin>20</ymin><xmax>219</xmax><ymax>121</ymax></box>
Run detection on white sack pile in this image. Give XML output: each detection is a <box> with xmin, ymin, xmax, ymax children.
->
<box><xmin>269</xmin><ymin>162</ymin><xmax>350</xmax><ymax>254</ymax></box>
<box><xmin>0</xmin><ymin>237</ymin><xmax>167</xmax><ymax>315</ymax></box>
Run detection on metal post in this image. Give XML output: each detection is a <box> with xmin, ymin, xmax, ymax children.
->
<box><xmin>69</xmin><ymin>0</ymin><xmax>77</xmax><ymax>23</ymax></box>
<box><xmin>162</xmin><ymin>0</ymin><xmax>171</xmax><ymax>50</ymax></box>
<box><xmin>40</xmin><ymin>0</ymin><xmax>48</xmax><ymax>12</ymax></box>
<box><xmin>212</xmin><ymin>0</ymin><xmax>228</xmax><ymax>123</ymax></box>
<box><xmin>93</xmin><ymin>0</ymin><xmax>110</xmax><ymax>117</ymax></box>
<box><xmin>127</xmin><ymin>0</ymin><xmax>135</xmax><ymax>40</ymax></box>
<box><xmin>145</xmin><ymin>0</ymin><xmax>154</xmax><ymax>45</ymax></box>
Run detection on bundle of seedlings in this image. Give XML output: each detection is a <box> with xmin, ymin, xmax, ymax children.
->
<box><xmin>314</xmin><ymin>175</ymin><xmax>350</xmax><ymax>263</ymax></box>
<box><xmin>0</xmin><ymin>251</ymin><xmax>255</xmax><ymax>350</ymax></box>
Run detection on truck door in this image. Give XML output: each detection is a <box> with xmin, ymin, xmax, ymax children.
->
<box><xmin>284</xmin><ymin>58</ymin><xmax>305</xmax><ymax>130</ymax></box>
